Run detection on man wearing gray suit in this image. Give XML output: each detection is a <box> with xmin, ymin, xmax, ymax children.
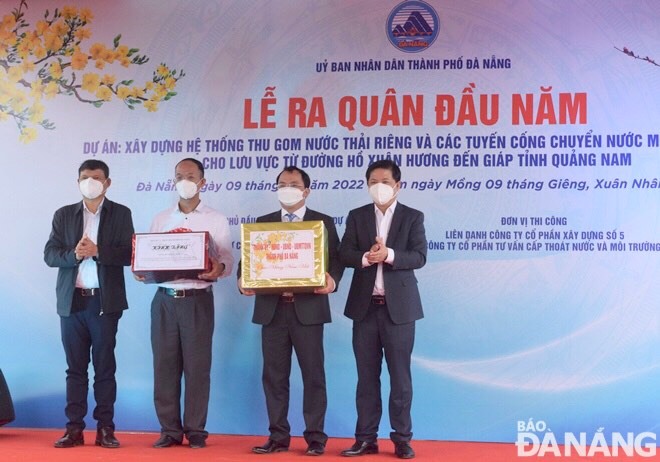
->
<box><xmin>239</xmin><ymin>166</ymin><xmax>343</xmax><ymax>456</ymax></box>
<box><xmin>339</xmin><ymin>160</ymin><xmax>427</xmax><ymax>460</ymax></box>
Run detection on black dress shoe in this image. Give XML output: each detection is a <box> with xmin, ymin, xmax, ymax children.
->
<box><xmin>188</xmin><ymin>434</ymin><xmax>206</xmax><ymax>449</ymax></box>
<box><xmin>341</xmin><ymin>441</ymin><xmax>378</xmax><ymax>456</ymax></box>
<box><xmin>153</xmin><ymin>434</ymin><xmax>182</xmax><ymax>448</ymax></box>
<box><xmin>54</xmin><ymin>429</ymin><xmax>84</xmax><ymax>448</ymax></box>
<box><xmin>306</xmin><ymin>441</ymin><xmax>325</xmax><ymax>456</ymax></box>
<box><xmin>394</xmin><ymin>442</ymin><xmax>415</xmax><ymax>459</ymax></box>
<box><xmin>95</xmin><ymin>427</ymin><xmax>120</xmax><ymax>448</ymax></box>
<box><xmin>252</xmin><ymin>439</ymin><xmax>289</xmax><ymax>454</ymax></box>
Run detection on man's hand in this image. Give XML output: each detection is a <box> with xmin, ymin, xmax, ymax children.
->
<box><xmin>313</xmin><ymin>272</ymin><xmax>336</xmax><ymax>294</ymax></box>
<box><xmin>75</xmin><ymin>234</ymin><xmax>98</xmax><ymax>260</ymax></box>
<box><xmin>198</xmin><ymin>257</ymin><xmax>225</xmax><ymax>281</ymax></box>
<box><xmin>237</xmin><ymin>277</ymin><xmax>256</xmax><ymax>296</ymax></box>
<box><xmin>366</xmin><ymin>236</ymin><xmax>388</xmax><ymax>264</ymax></box>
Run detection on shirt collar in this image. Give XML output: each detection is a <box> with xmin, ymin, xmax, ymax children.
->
<box><xmin>281</xmin><ymin>205</ymin><xmax>307</xmax><ymax>221</ymax></box>
<box><xmin>82</xmin><ymin>198</ymin><xmax>105</xmax><ymax>215</ymax></box>
<box><xmin>174</xmin><ymin>201</ymin><xmax>207</xmax><ymax>215</ymax></box>
<box><xmin>374</xmin><ymin>200</ymin><xmax>397</xmax><ymax>217</ymax></box>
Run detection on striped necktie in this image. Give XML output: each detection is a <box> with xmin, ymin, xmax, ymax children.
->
<box><xmin>285</xmin><ymin>213</ymin><xmax>297</xmax><ymax>222</ymax></box>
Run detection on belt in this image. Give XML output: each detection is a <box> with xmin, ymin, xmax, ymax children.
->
<box><xmin>76</xmin><ymin>288</ymin><xmax>100</xmax><ymax>297</ymax></box>
<box><xmin>158</xmin><ymin>286</ymin><xmax>212</xmax><ymax>298</ymax></box>
<box><xmin>279</xmin><ymin>294</ymin><xmax>295</xmax><ymax>303</ymax></box>
<box><xmin>371</xmin><ymin>295</ymin><xmax>386</xmax><ymax>305</ymax></box>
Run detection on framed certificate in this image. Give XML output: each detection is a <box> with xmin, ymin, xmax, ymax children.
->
<box><xmin>241</xmin><ymin>221</ymin><xmax>328</xmax><ymax>293</ymax></box>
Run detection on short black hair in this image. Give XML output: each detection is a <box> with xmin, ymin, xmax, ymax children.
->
<box><xmin>366</xmin><ymin>159</ymin><xmax>401</xmax><ymax>182</ymax></box>
<box><xmin>78</xmin><ymin>159</ymin><xmax>109</xmax><ymax>178</ymax></box>
<box><xmin>176</xmin><ymin>157</ymin><xmax>204</xmax><ymax>177</ymax></box>
<box><xmin>276</xmin><ymin>166</ymin><xmax>310</xmax><ymax>188</ymax></box>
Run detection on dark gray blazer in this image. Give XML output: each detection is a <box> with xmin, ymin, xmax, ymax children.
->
<box><xmin>340</xmin><ymin>202</ymin><xmax>427</xmax><ymax>324</ymax></box>
<box><xmin>248</xmin><ymin>208</ymin><xmax>343</xmax><ymax>326</ymax></box>
<box><xmin>44</xmin><ymin>199</ymin><xmax>134</xmax><ymax>316</ymax></box>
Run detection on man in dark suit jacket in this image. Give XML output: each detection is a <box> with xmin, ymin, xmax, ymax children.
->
<box><xmin>44</xmin><ymin>159</ymin><xmax>134</xmax><ymax>449</ymax></box>
<box><xmin>239</xmin><ymin>166</ymin><xmax>343</xmax><ymax>456</ymax></box>
<box><xmin>339</xmin><ymin>160</ymin><xmax>427</xmax><ymax>460</ymax></box>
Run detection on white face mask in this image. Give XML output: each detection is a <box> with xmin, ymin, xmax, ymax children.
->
<box><xmin>277</xmin><ymin>187</ymin><xmax>304</xmax><ymax>207</ymax></box>
<box><xmin>79</xmin><ymin>178</ymin><xmax>105</xmax><ymax>200</ymax></box>
<box><xmin>369</xmin><ymin>183</ymin><xmax>396</xmax><ymax>206</ymax></box>
<box><xmin>175</xmin><ymin>179</ymin><xmax>200</xmax><ymax>200</ymax></box>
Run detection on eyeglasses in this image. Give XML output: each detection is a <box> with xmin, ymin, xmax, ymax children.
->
<box><xmin>277</xmin><ymin>183</ymin><xmax>305</xmax><ymax>190</ymax></box>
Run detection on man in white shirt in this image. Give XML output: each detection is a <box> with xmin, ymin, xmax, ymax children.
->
<box><xmin>137</xmin><ymin>158</ymin><xmax>233</xmax><ymax>449</ymax></box>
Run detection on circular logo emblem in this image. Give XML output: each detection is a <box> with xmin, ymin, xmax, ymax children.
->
<box><xmin>387</xmin><ymin>0</ymin><xmax>440</xmax><ymax>53</ymax></box>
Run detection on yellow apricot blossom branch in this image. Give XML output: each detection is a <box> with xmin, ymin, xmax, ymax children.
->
<box><xmin>0</xmin><ymin>0</ymin><xmax>185</xmax><ymax>143</ymax></box>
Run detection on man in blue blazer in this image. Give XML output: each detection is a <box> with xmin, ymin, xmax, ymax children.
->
<box><xmin>239</xmin><ymin>166</ymin><xmax>343</xmax><ymax>456</ymax></box>
<box><xmin>339</xmin><ymin>160</ymin><xmax>427</xmax><ymax>460</ymax></box>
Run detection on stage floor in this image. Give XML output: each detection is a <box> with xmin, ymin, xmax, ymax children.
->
<box><xmin>1</xmin><ymin>428</ymin><xmax>644</xmax><ymax>461</ymax></box>
<box><xmin>1</xmin><ymin>428</ymin><xmax>518</xmax><ymax>461</ymax></box>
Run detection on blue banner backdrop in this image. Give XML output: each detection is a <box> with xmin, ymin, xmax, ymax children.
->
<box><xmin>0</xmin><ymin>0</ymin><xmax>657</xmax><ymax>445</ymax></box>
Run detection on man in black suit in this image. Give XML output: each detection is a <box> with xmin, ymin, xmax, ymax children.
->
<box><xmin>239</xmin><ymin>166</ymin><xmax>343</xmax><ymax>456</ymax></box>
<box><xmin>339</xmin><ymin>160</ymin><xmax>427</xmax><ymax>460</ymax></box>
<box><xmin>44</xmin><ymin>159</ymin><xmax>134</xmax><ymax>449</ymax></box>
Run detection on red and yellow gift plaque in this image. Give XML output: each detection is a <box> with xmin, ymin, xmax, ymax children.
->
<box><xmin>131</xmin><ymin>231</ymin><xmax>212</xmax><ymax>283</ymax></box>
<box><xmin>241</xmin><ymin>221</ymin><xmax>328</xmax><ymax>293</ymax></box>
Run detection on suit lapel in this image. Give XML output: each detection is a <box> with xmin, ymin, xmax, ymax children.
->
<box><xmin>363</xmin><ymin>205</ymin><xmax>377</xmax><ymax>241</ymax></box>
<box><xmin>264</xmin><ymin>211</ymin><xmax>282</xmax><ymax>223</ymax></box>
<box><xmin>386</xmin><ymin>204</ymin><xmax>404</xmax><ymax>247</ymax></box>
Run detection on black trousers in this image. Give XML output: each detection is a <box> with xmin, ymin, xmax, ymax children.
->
<box><xmin>151</xmin><ymin>289</ymin><xmax>214</xmax><ymax>442</ymax></box>
<box><xmin>261</xmin><ymin>300</ymin><xmax>327</xmax><ymax>446</ymax></box>
<box><xmin>352</xmin><ymin>302</ymin><xmax>415</xmax><ymax>443</ymax></box>
<box><xmin>60</xmin><ymin>292</ymin><xmax>121</xmax><ymax>431</ymax></box>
